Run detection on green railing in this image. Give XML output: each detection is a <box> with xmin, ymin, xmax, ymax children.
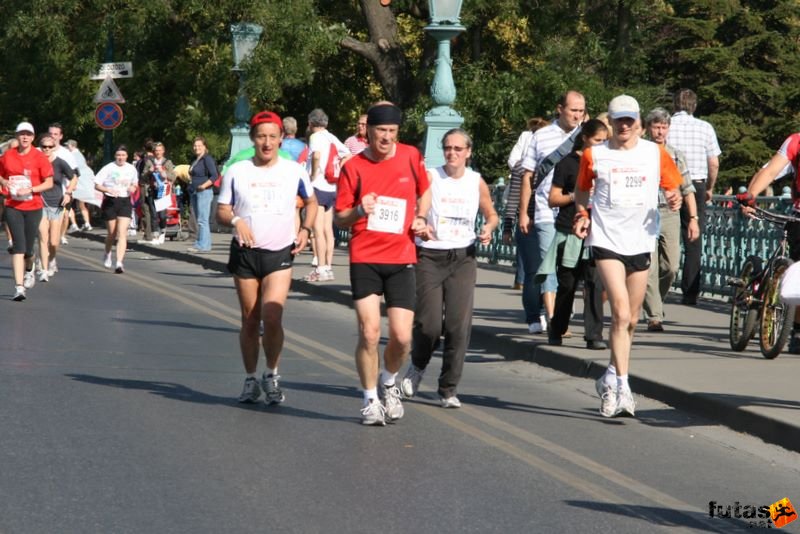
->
<box><xmin>338</xmin><ymin>187</ymin><xmax>795</xmax><ymax>299</ymax></box>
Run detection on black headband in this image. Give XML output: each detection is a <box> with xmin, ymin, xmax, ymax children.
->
<box><xmin>367</xmin><ymin>105</ymin><xmax>403</xmax><ymax>126</ymax></box>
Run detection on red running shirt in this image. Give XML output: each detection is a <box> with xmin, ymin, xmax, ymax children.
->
<box><xmin>0</xmin><ymin>148</ymin><xmax>54</xmax><ymax>210</ymax></box>
<box><xmin>336</xmin><ymin>143</ymin><xmax>430</xmax><ymax>264</ymax></box>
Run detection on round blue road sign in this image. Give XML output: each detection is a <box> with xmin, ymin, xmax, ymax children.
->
<box><xmin>95</xmin><ymin>102</ymin><xmax>123</xmax><ymax>130</ymax></box>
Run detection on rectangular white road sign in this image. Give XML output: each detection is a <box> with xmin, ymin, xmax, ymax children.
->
<box><xmin>90</xmin><ymin>62</ymin><xmax>134</xmax><ymax>80</ymax></box>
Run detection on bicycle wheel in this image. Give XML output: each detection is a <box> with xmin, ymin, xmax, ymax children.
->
<box><xmin>759</xmin><ymin>258</ymin><xmax>795</xmax><ymax>359</ymax></box>
<box><xmin>729</xmin><ymin>256</ymin><xmax>761</xmax><ymax>351</ymax></box>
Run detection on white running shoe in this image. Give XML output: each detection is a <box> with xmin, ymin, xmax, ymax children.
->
<box><xmin>23</xmin><ymin>270</ymin><xmax>35</xmax><ymax>289</ymax></box>
<box><xmin>115</xmin><ymin>262</ymin><xmax>124</xmax><ymax>274</ymax></box>
<box><xmin>400</xmin><ymin>365</ymin><xmax>425</xmax><ymax>398</ymax></box>
<box><xmin>127</xmin><ymin>229</ymin><xmax>137</xmax><ymax>237</ymax></box>
<box><xmin>83</xmin><ymin>223</ymin><xmax>93</xmax><ymax>231</ymax></box>
<box><xmin>440</xmin><ymin>395</ymin><xmax>462</xmax><ymax>409</ymax></box>
<box><xmin>539</xmin><ymin>315</ymin><xmax>548</xmax><ymax>333</ymax></box>
<box><xmin>614</xmin><ymin>389</ymin><xmax>636</xmax><ymax>417</ymax></box>
<box><xmin>157</xmin><ymin>233</ymin><xmax>166</xmax><ymax>244</ymax></box>
<box><xmin>68</xmin><ymin>223</ymin><xmax>80</xmax><ymax>233</ymax></box>
<box><xmin>528</xmin><ymin>322</ymin><xmax>543</xmax><ymax>334</ymax></box>
<box><xmin>103</xmin><ymin>253</ymin><xmax>112</xmax><ymax>269</ymax></box>
<box><xmin>238</xmin><ymin>377</ymin><xmax>262</xmax><ymax>403</ymax></box>
<box><xmin>360</xmin><ymin>399</ymin><xmax>386</xmax><ymax>426</ymax></box>
<box><xmin>12</xmin><ymin>285</ymin><xmax>26</xmax><ymax>301</ymax></box>
<box><xmin>261</xmin><ymin>373</ymin><xmax>285</xmax><ymax>405</ymax></box>
<box><xmin>61</xmin><ymin>236</ymin><xmax>68</xmax><ymax>245</ymax></box>
<box><xmin>380</xmin><ymin>384</ymin><xmax>404</xmax><ymax>421</ymax></box>
<box><xmin>48</xmin><ymin>258</ymin><xmax>58</xmax><ymax>275</ymax></box>
<box><xmin>38</xmin><ymin>271</ymin><xmax>49</xmax><ymax>283</ymax></box>
<box><xmin>599</xmin><ymin>386</ymin><xmax>618</xmax><ymax>418</ymax></box>
<box><xmin>319</xmin><ymin>269</ymin><xmax>335</xmax><ymax>282</ymax></box>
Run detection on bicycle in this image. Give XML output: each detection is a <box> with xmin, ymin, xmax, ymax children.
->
<box><xmin>727</xmin><ymin>204</ymin><xmax>799</xmax><ymax>359</ymax></box>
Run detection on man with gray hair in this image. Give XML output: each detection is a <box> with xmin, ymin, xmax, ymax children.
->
<box><xmin>667</xmin><ymin>89</ymin><xmax>721</xmax><ymax>305</ymax></box>
<box><xmin>305</xmin><ymin>108</ymin><xmax>350</xmax><ymax>282</ymax></box>
<box><xmin>280</xmin><ymin>116</ymin><xmax>308</xmax><ymax>163</ymax></box>
<box><xmin>642</xmin><ymin>108</ymin><xmax>700</xmax><ymax>331</ymax></box>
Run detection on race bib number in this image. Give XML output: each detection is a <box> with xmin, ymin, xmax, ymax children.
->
<box><xmin>9</xmin><ymin>175</ymin><xmax>32</xmax><ymax>201</ymax></box>
<box><xmin>367</xmin><ymin>196</ymin><xmax>406</xmax><ymax>234</ymax></box>
<box><xmin>609</xmin><ymin>166</ymin><xmax>645</xmax><ymax>208</ymax></box>
<box><xmin>249</xmin><ymin>181</ymin><xmax>286</xmax><ymax>215</ymax></box>
<box><xmin>436</xmin><ymin>197</ymin><xmax>473</xmax><ymax>241</ymax></box>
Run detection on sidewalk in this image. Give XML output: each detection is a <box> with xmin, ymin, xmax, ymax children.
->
<box><xmin>76</xmin><ymin>228</ymin><xmax>800</xmax><ymax>453</ymax></box>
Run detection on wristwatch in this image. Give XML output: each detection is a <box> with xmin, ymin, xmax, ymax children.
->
<box><xmin>690</xmin><ymin>215</ymin><xmax>699</xmax><ymax>220</ymax></box>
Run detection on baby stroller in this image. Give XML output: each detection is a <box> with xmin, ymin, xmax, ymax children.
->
<box><xmin>157</xmin><ymin>182</ymin><xmax>186</xmax><ymax>241</ymax></box>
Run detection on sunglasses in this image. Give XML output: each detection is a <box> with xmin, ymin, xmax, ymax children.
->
<box><xmin>41</xmin><ymin>145</ymin><xmax>55</xmax><ymax>149</ymax></box>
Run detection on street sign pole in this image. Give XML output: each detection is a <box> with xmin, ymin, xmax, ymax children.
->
<box><xmin>103</xmin><ymin>31</ymin><xmax>114</xmax><ymax>165</ymax></box>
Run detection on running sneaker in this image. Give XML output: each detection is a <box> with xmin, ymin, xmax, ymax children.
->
<box><xmin>83</xmin><ymin>223</ymin><xmax>93</xmax><ymax>231</ymax></box>
<box><xmin>68</xmin><ymin>223</ymin><xmax>80</xmax><ymax>233</ymax></box>
<box><xmin>157</xmin><ymin>233</ymin><xmax>166</xmax><ymax>245</ymax></box>
<box><xmin>599</xmin><ymin>385</ymin><xmax>617</xmax><ymax>418</ymax></box>
<box><xmin>48</xmin><ymin>258</ymin><xmax>58</xmax><ymax>275</ymax></box>
<box><xmin>38</xmin><ymin>271</ymin><xmax>49</xmax><ymax>283</ymax></box>
<box><xmin>595</xmin><ymin>374</ymin><xmax>613</xmax><ymax>398</ymax></box>
<box><xmin>34</xmin><ymin>258</ymin><xmax>43</xmax><ymax>274</ymax></box>
<box><xmin>440</xmin><ymin>395</ymin><xmax>462</xmax><ymax>409</ymax></box>
<box><xmin>237</xmin><ymin>377</ymin><xmax>262</xmax><ymax>403</ymax></box>
<box><xmin>380</xmin><ymin>384</ymin><xmax>404</xmax><ymax>421</ymax></box>
<box><xmin>528</xmin><ymin>322</ymin><xmax>543</xmax><ymax>334</ymax></box>
<box><xmin>360</xmin><ymin>399</ymin><xmax>386</xmax><ymax>426</ymax></box>
<box><xmin>303</xmin><ymin>269</ymin><xmax>321</xmax><ymax>282</ymax></box>
<box><xmin>103</xmin><ymin>253</ymin><xmax>112</xmax><ymax>269</ymax></box>
<box><xmin>319</xmin><ymin>269</ymin><xmax>335</xmax><ymax>282</ymax></box>
<box><xmin>23</xmin><ymin>270</ymin><xmax>35</xmax><ymax>289</ymax></box>
<box><xmin>261</xmin><ymin>373</ymin><xmax>285</xmax><ymax>405</ymax></box>
<box><xmin>115</xmin><ymin>262</ymin><xmax>124</xmax><ymax>274</ymax></box>
<box><xmin>400</xmin><ymin>365</ymin><xmax>425</xmax><ymax>398</ymax></box>
<box><xmin>12</xmin><ymin>285</ymin><xmax>26</xmax><ymax>301</ymax></box>
<box><xmin>61</xmin><ymin>236</ymin><xmax>68</xmax><ymax>245</ymax></box>
<box><xmin>614</xmin><ymin>389</ymin><xmax>636</xmax><ymax>417</ymax></box>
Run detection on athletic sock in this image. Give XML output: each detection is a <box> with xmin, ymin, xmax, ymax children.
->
<box><xmin>265</xmin><ymin>367</ymin><xmax>277</xmax><ymax>378</ymax></box>
<box><xmin>616</xmin><ymin>374</ymin><xmax>630</xmax><ymax>392</ymax></box>
<box><xmin>603</xmin><ymin>364</ymin><xmax>617</xmax><ymax>387</ymax></box>
<box><xmin>363</xmin><ymin>388</ymin><xmax>378</xmax><ymax>405</ymax></box>
<box><xmin>246</xmin><ymin>373</ymin><xmax>257</xmax><ymax>380</ymax></box>
<box><xmin>380</xmin><ymin>369</ymin><xmax>397</xmax><ymax>387</ymax></box>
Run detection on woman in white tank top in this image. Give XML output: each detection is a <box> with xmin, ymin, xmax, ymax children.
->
<box><xmin>399</xmin><ymin>129</ymin><xmax>499</xmax><ymax>408</ymax></box>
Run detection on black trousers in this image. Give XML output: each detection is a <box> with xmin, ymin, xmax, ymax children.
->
<box><xmin>680</xmin><ymin>181</ymin><xmax>706</xmax><ymax>299</ymax></box>
<box><xmin>411</xmin><ymin>246</ymin><xmax>477</xmax><ymax>398</ymax></box>
<box><xmin>549</xmin><ymin>240</ymin><xmax>605</xmax><ymax>342</ymax></box>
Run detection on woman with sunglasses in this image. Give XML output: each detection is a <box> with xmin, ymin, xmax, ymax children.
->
<box><xmin>0</xmin><ymin>122</ymin><xmax>54</xmax><ymax>301</ymax></box>
<box><xmin>37</xmin><ymin>135</ymin><xmax>76</xmax><ymax>282</ymax></box>
<box><xmin>94</xmin><ymin>145</ymin><xmax>138</xmax><ymax>273</ymax></box>
<box><xmin>400</xmin><ymin>128</ymin><xmax>499</xmax><ymax>408</ymax></box>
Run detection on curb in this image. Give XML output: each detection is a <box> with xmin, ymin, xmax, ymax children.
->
<box><xmin>78</xmin><ymin>232</ymin><xmax>800</xmax><ymax>453</ymax></box>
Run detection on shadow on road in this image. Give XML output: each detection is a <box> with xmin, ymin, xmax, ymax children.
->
<box><xmin>565</xmin><ymin>500</ymin><xmax>745</xmax><ymax>532</ymax></box>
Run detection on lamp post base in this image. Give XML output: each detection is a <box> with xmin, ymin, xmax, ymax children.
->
<box><xmin>229</xmin><ymin>126</ymin><xmax>251</xmax><ymax>160</ymax></box>
<box><xmin>423</xmin><ymin>106</ymin><xmax>464</xmax><ymax>168</ymax></box>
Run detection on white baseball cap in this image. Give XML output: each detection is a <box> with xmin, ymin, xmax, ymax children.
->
<box><xmin>15</xmin><ymin>121</ymin><xmax>35</xmax><ymax>134</ymax></box>
<box><xmin>608</xmin><ymin>95</ymin><xmax>640</xmax><ymax>120</ymax></box>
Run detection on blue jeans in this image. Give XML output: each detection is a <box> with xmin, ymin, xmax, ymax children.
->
<box><xmin>191</xmin><ymin>188</ymin><xmax>213</xmax><ymax>251</ymax></box>
<box><xmin>516</xmin><ymin>222</ymin><xmax>557</xmax><ymax>324</ymax></box>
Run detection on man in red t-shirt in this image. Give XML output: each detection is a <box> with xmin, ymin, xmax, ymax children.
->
<box><xmin>335</xmin><ymin>102</ymin><xmax>430</xmax><ymax>425</ymax></box>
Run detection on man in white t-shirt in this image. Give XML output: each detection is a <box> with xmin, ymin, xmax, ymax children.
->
<box><xmin>305</xmin><ymin>108</ymin><xmax>351</xmax><ymax>282</ymax></box>
<box><xmin>47</xmin><ymin>123</ymin><xmax>79</xmax><ymax>244</ymax></box>
<box><xmin>518</xmin><ymin>91</ymin><xmax>586</xmax><ymax>336</ymax></box>
<box><xmin>217</xmin><ymin>110</ymin><xmax>318</xmax><ymax>406</ymax></box>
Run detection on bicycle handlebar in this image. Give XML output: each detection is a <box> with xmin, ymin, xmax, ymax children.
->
<box><xmin>742</xmin><ymin>204</ymin><xmax>800</xmax><ymax>225</ymax></box>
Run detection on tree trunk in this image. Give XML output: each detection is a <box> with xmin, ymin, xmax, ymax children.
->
<box><xmin>340</xmin><ymin>0</ymin><xmax>415</xmax><ymax>108</ymax></box>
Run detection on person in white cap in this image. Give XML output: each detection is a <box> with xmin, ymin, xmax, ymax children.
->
<box><xmin>0</xmin><ymin>122</ymin><xmax>54</xmax><ymax>301</ymax></box>
<box><xmin>572</xmin><ymin>95</ymin><xmax>683</xmax><ymax>418</ymax></box>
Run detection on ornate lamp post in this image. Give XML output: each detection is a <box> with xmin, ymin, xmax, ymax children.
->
<box><xmin>423</xmin><ymin>0</ymin><xmax>465</xmax><ymax>168</ymax></box>
<box><xmin>229</xmin><ymin>22</ymin><xmax>263</xmax><ymax>158</ymax></box>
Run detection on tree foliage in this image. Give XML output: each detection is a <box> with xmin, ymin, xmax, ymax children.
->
<box><xmin>0</xmin><ymin>0</ymin><xmax>798</xmax><ymax>187</ymax></box>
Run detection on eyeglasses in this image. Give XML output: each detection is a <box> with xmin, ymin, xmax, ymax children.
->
<box><xmin>443</xmin><ymin>145</ymin><xmax>467</xmax><ymax>152</ymax></box>
<box><xmin>357</xmin><ymin>122</ymin><xmax>367</xmax><ymax>126</ymax></box>
<box><xmin>41</xmin><ymin>145</ymin><xmax>55</xmax><ymax>149</ymax></box>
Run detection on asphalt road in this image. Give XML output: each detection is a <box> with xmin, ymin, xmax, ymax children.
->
<box><xmin>1</xmin><ymin>240</ymin><xmax>798</xmax><ymax>533</ymax></box>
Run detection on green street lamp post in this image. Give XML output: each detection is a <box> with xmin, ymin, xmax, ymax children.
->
<box><xmin>422</xmin><ymin>0</ymin><xmax>465</xmax><ymax>168</ymax></box>
<box><xmin>229</xmin><ymin>22</ymin><xmax>263</xmax><ymax>158</ymax></box>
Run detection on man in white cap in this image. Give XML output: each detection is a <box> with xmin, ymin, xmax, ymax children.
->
<box><xmin>573</xmin><ymin>95</ymin><xmax>683</xmax><ymax>418</ymax></box>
